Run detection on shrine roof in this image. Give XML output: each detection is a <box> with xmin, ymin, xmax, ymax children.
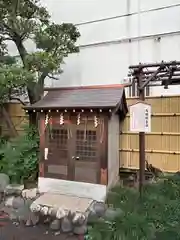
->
<box><xmin>24</xmin><ymin>84</ymin><xmax>127</xmax><ymax>113</ymax></box>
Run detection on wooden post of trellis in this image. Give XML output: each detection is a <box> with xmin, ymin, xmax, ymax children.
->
<box><xmin>128</xmin><ymin>61</ymin><xmax>180</xmax><ymax>196</ymax></box>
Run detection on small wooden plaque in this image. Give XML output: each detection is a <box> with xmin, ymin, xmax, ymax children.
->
<box><xmin>39</xmin><ymin>163</ymin><xmax>44</xmax><ymax>177</ymax></box>
<box><xmin>100</xmin><ymin>168</ymin><xmax>107</xmax><ymax>185</ymax></box>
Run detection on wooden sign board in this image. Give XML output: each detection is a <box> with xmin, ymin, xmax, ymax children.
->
<box><xmin>129</xmin><ymin>101</ymin><xmax>151</xmax><ymax>133</ymax></box>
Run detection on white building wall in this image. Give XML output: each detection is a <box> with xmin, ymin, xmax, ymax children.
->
<box><xmin>7</xmin><ymin>0</ymin><xmax>180</xmax><ymax>96</ymax></box>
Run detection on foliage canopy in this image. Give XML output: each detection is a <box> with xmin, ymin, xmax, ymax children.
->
<box><xmin>0</xmin><ymin>0</ymin><xmax>80</xmax><ymax>104</ymax></box>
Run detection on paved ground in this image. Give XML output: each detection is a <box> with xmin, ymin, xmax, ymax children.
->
<box><xmin>0</xmin><ymin>211</ymin><xmax>80</xmax><ymax>240</ymax></box>
<box><xmin>0</xmin><ymin>223</ymin><xmax>80</xmax><ymax>240</ymax></box>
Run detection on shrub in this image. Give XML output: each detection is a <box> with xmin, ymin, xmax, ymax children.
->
<box><xmin>0</xmin><ymin>125</ymin><xmax>39</xmax><ymax>184</ymax></box>
<box><xmin>88</xmin><ymin>175</ymin><xmax>180</xmax><ymax>240</ymax></box>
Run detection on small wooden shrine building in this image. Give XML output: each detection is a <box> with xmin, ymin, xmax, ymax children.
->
<box><xmin>25</xmin><ymin>85</ymin><xmax>128</xmax><ymax>201</ymax></box>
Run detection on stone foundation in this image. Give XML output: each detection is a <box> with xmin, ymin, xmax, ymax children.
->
<box><xmin>0</xmin><ymin>175</ymin><xmax>122</xmax><ymax>236</ymax></box>
<box><xmin>1</xmin><ymin>183</ymin><xmax>108</xmax><ymax>235</ymax></box>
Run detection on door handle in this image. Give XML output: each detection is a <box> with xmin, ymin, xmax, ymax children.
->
<box><xmin>72</xmin><ymin>156</ymin><xmax>80</xmax><ymax>160</ymax></box>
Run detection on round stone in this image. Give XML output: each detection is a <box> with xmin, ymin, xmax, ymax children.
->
<box><xmin>72</xmin><ymin>213</ymin><xmax>86</xmax><ymax>226</ymax></box>
<box><xmin>73</xmin><ymin>225</ymin><xmax>88</xmax><ymax>235</ymax></box>
<box><xmin>0</xmin><ymin>174</ymin><xmax>10</xmax><ymax>192</ymax></box>
<box><xmin>92</xmin><ymin>202</ymin><xmax>106</xmax><ymax>217</ymax></box>
<box><xmin>50</xmin><ymin>219</ymin><xmax>61</xmax><ymax>231</ymax></box>
<box><xmin>12</xmin><ymin>196</ymin><xmax>25</xmax><ymax>209</ymax></box>
<box><xmin>61</xmin><ymin>216</ymin><xmax>73</xmax><ymax>233</ymax></box>
<box><xmin>104</xmin><ymin>207</ymin><xmax>123</xmax><ymax>220</ymax></box>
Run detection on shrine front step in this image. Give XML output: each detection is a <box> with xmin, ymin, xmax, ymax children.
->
<box><xmin>30</xmin><ymin>193</ymin><xmax>94</xmax><ymax>217</ymax></box>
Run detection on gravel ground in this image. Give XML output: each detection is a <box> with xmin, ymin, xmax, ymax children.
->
<box><xmin>0</xmin><ymin>211</ymin><xmax>80</xmax><ymax>240</ymax></box>
<box><xmin>0</xmin><ymin>223</ymin><xmax>80</xmax><ymax>240</ymax></box>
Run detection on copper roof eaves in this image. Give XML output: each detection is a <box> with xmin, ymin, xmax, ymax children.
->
<box><xmin>44</xmin><ymin>83</ymin><xmax>128</xmax><ymax>91</ymax></box>
<box><xmin>24</xmin><ymin>105</ymin><xmax>118</xmax><ymax>110</ymax></box>
<box><xmin>24</xmin><ymin>86</ymin><xmax>126</xmax><ymax>111</ymax></box>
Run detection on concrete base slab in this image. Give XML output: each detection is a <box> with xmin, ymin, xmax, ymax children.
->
<box><xmin>33</xmin><ymin>193</ymin><xmax>94</xmax><ymax>213</ymax></box>
<box><xmin>38</xmin><ymin>178</ymin><xmax>106</xmax><ymax>201</ymax></box>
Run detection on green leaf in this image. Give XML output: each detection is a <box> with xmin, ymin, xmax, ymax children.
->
<box><xmin>0</xmin><ymin>124</ymin><xmax>39</xmax><ymax>183</ymax></box>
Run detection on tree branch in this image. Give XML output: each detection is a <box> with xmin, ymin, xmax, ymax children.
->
<box><xmin>13</xmin><ymin>35</ymin><xmax>27</xmax><ymax>66</ymax></box>
<box><xmin>14</xmin><ymin>0</ymin><xmax>20</xmax><ymax>15</ymax></box>
<box><xmin>37</xmin><ymin>46</ymin><xmax>59</xmax><ymax>98</ymax></box>
<box><xmin>47</xmin><ymin>74</ymin><xmax>59</xmax><ymax>80</ymax></box>
<box><xmin>0</xmin><ymin>22</ymin><xmax>18</xmax><ymax>39</ymax></box>
<box><xmin>9</xmin><ymin>97</ymin><xmax>26</xmax><ymax>106</ymax></box>
<box><xmin>0</xmin><ymin>37</ymin><xmax>13</xmax><ymax>41</ymax></box>
<box><xmin>37</xmin><ymin>70</ymin><xmax>48</xmax><ymax>99</ymax></box>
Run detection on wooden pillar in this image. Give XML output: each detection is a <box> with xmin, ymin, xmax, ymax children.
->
<box><xmin>39</xmin><ymin>114</ymin><xmax>45</xmax><ymax>177</ymax></box>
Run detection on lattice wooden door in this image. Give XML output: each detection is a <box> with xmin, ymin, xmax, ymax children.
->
<box><xmin>44</xmin><ymin>124</ymin><xmax>71</xmax><ymax>180</ymax></box>
<box><xmin>44</xmin><ymin>117</ymin><xmax>101</xmax><ymax>184</ymax></box>
<box><xmin>72</xmin><ymin>123</ymin><xmax>100</xmax><ymax>184</ymax></box>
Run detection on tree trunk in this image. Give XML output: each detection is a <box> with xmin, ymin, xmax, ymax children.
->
<box><xmin>13</xmin><ymin>37</ymin><xmax>37</xmax><ymax>104</ymax></box>
<box><xmin>13</xmin><ymin>37</ymin><xmax>45</xmax><ymax>129</ymax></box>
